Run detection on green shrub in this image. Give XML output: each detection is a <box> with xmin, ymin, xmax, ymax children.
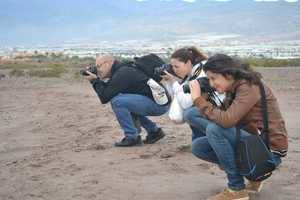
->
<box><xmin>9</xmin><ymin>68</ymin><xmax>26</xmax><ymax>77</ymax></box>
<box><xmin>244</xmin><ymin>58</ymin><xmax>300</xmax><ymax>67</ymax></box>
<box><xmin>28</xmin><ymin>63</ymin><xmax>66</xmax><ymax>77</ymax></box>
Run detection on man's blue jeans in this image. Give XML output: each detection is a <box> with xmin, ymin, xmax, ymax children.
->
<box><xmin>184</xmin><ymin>106</ymin><xmax>282</xmax><ymax>191</ymax></box>
<box><xmin>111</xmin><ymin>93</ymin><xmax>169</xmax><ymax>139</ymax></box>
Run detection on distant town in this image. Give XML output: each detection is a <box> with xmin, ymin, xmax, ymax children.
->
<box><xmin>1</xmin><ymin>36</ymin><xmax>300</xmax><ymax>60</ymax></box>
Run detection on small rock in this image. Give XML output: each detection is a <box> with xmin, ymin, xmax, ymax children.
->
<box><xmin>160</xmin><ymin>153</ymin><xmax>174</xmax><ymax>159</ymax></box>
<box><xmin>73</xmin><ymin>148</ymin><xmax>82</xmax><ymax>152</ymax></box>
<box><xmin>0</xmin><ymin>74</ymin><xmax>6</xmax><ymax>80</ymax></box>
<box><xmin>87</xmin><ymin>143</ymin><xmax>106</xmax><ymax>151</ymax></box>
<box><xmin>139</xmin><ymin>154</ymin><xmax>153</xmax><ymax>159</ymax></box>
<box><xmin>177</xmin><ymin>144</ymin><xmax>191</xmax><ymax>153</ymax></box>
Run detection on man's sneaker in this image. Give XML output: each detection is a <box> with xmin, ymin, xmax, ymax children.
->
<box><xmin>245</xmin><ymin>180</ymin><xmax>263</xmax><ymax>193</ymax></box>
<box><xmin>115</xmin><ymin>135</ymin><xmax>142</xmax><ymax>147</ymax></box>
<box><xmin>144</xmin><ymin>128</ymin><xmax>165</xmax><ymax>144</ymax></box>
<box><xmin>207</xmin><ymin>188</ymin><xmax>249</xmax><ymax>200</ymax></box>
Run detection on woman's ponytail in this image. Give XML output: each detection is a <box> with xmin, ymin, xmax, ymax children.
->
<box><xmin>171</xmin><ymin>46</ymin><xmax>208</xmax><ymax>65</ymax></box>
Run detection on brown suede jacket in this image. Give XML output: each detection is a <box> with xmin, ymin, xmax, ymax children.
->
<box><xmin>194</xmin><ymin>79</ymin><xmax>288</xmax><ymax>155</ymax></box>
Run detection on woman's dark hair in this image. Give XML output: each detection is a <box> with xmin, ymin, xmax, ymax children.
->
<box><xmin>171</xmin><ymin>46</ymin><xmax>208</xmax><ymax>66</ymax></box>
<box><xmin>203</xmin><ymin>54</ymin><xmax>262</xmax><ymax>84</ymax></box>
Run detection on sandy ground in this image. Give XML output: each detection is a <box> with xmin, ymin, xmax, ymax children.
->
<box><xmin>0</xmin><ymin>67</ymin><xmax>300</xmax><ymax>200</ymax></box>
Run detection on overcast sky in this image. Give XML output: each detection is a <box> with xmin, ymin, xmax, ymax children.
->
<box><xmin>136</xmin><ymin>0</ymin><xmax>299</xmax><ymax>2</ymax></box>
<box><xmin>1</xmin><ymin>0</ymin><xmax>299</xmax><ymax>46</ymax></box>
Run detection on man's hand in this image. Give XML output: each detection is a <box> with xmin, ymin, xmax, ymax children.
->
<box><xmin>84</xmin><ymin>70</ymin><xmax>98</xmax><ymax>81</ymax></box>
<box><xmin>189</xmin><ymin>80</ymin><xmax>202</xmax><ymax>102</ymax></box>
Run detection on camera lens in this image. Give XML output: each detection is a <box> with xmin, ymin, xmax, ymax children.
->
<box><xmin>80</xmin><ymin>69</ymin><xmax>89</xmax><ymax>76</ymax></box>
<box><xmin>79</xmin><ymin>65</ymin><xmax>98</xmax><ymax>76</ymax></box>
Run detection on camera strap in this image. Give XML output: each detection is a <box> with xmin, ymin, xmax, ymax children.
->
<box><xmin>180</xmin><ymin>76</ymin><xmax>189</xmax><ymax>84</ymax></box>
<box><xmin>189</xmin><ymin>63</ymin><xmax>224</xmax><ymax>108</ymax></box>
<box><xmin>189</xmin><ymin>63</ymin><xmax>203</xmax><ymax>81</ymax></box>
<box><xmin>181</xmin><ymin>63</ymin><xmax>203</xmax><ymax>84</ymax></box>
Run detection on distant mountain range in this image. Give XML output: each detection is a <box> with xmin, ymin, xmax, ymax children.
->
<box><xmin>1</xmin><ymin>0</ymin><xmax>300</xmax><ymax>46</ymax></box>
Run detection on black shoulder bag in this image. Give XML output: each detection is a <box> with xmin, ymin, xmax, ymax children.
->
<box><xmin>235</xmin><ymin>82</ymin><xmax>277</xmax><ymax>181</ymax></box>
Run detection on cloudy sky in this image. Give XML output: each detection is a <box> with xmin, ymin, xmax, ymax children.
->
<box><xmin>1</xmin><ymin>0</ymin><xmax>299</xmax><ymax>46</ymax></box>
<box><xmin>137</xmin><ymin>0</ymin><xmax>298</xmax><ymax>2</ymax></box>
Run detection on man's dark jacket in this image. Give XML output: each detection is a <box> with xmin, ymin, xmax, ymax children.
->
<box><xmin>90</xmin><ymin>60</ymin><xmax>153</xmax><ymax>104</ymax></box>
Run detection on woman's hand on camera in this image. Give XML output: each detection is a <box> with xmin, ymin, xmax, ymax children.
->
<box><xmin>85</xmin><ymin>70</ymin><xmax>98</xmax><ymax>81</ymax></box>
<box><xmin>189</xmin><ymin>80</ymin><xmax>202</xmax><ymax>102</ymax></box>
<box><xmin>161</xmin><ymin>71</ymin><xmax>176</xmax><ymax>83</ymax></box>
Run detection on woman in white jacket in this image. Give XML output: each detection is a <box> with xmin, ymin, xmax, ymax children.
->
<box><xmin>162</xmin><ymin>47</ymin><xmax>224</xmax><ymax>141</ymax></box>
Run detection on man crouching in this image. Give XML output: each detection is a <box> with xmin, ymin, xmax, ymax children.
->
<box><xmin>84</xmin><ymin>55</ymin><xmax>169</xmax><ymax>147</ymax></box>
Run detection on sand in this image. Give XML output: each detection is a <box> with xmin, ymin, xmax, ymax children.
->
<box><xmin>0</xmin><ymin>67</ymin><xmax>300</xmax><ymax>200</ymax></box>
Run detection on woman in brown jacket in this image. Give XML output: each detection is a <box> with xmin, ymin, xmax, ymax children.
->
<box><xmin>188</xmin><ymin>54</ymin><xmax>288</xmax><ymax>200</ymax></box>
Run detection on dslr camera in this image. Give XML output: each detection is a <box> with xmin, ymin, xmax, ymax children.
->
<box><xmin>183</xmin><ymin>77</ymin><xmax>219</xmax><ymax>107</ymax></box>
<box><xmin>80</xmin><ymin>65</ymin><xmax>98</xmax><ymax>76</ymax></box>
<box><xmin>154</xmin><ymin>64</ymin><xmax>176</xmax><ymax>76</ymax></box>
<box><xmin>182</xmin><ymin>77</ymin><xmax>213</xmax><ymax>94</ymax></box>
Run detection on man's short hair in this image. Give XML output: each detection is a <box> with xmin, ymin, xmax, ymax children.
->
<box><xmin>96</xmin><ymin>55</ymin><xmax>114</xmax><ymax>64</ymax></box>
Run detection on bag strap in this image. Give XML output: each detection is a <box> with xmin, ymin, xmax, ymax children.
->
<box><xmin>236</xmin><ymin>80</ymin><xmax>270</xmax><ymax>149</ymax></box>
<box><xmin>258</xmin><ymin>81</ymin><xmax>270</xmax><ymax>149</ymax></box>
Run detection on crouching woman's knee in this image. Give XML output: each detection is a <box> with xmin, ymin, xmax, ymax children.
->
<box><xmin>183</xmin><ymin>106</ymin><xmax>198</xmax><ymax>124</ymax></box>
<box><xmin>206</xmin><ymin>123</ymin><xmax>226</xmax><ymax>140</ymax></box>
<box><xmin>191</xmin><ymin>137</ymin><xmax>207</xmax><ymax>159</ymax></box>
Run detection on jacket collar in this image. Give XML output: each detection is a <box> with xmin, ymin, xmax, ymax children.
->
<box><xmin>110</xmin><ymin>60</ymin><xmax>123</xmax><ymax>76</ymax></box>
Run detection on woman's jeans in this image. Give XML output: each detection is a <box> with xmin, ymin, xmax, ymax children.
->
<box><xmin>111</xmin><ymin>93</ymin><xmax>169</xmax><ymax>139</ymax></box>
<box><xmin>183</xmin><ymin>106</ymin><xmax>282</xmax><ymax>191</ymax></box>
<box><xmin>183</xmin><ymin>106</ymin><xmax>209</xmax><ymax>141</ymax></box>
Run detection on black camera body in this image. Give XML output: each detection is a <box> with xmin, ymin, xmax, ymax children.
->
<box><xmin>153</xmin><ymin>64</ymin><xmax>175</xmax><ymax>76</ymax></box>
<box><xmin>182</xmin><ymin>77</ymin><xmax>213</xmax><ymax>94</ymax></box>
<box><xmin>80</xmin><ymin>65</ymin><xmax>98</xmax><ymax>76</ymax></box>
<box><xmin>183</xmin><ymin>77</ymin><xmax>220</xmax><ymax>107</ymax></box>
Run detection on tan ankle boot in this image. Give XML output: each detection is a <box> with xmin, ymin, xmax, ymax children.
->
<box><xmin>207</xmin><ymin>188</ymin><xmax>249</xmax><ymax>200</ymax></box>
<box><xmin>245</xmin><ymin>180</ymin><xmax>263</xmax><ymax>193</ymax></box>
